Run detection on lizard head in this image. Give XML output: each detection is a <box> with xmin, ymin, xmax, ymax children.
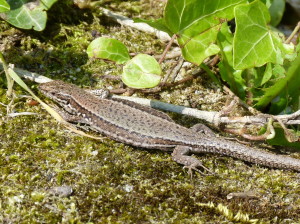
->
<box><xmin>38</xmin><ymin>80</ymin><xmax>77</xmax><ymax>104</ymax></box>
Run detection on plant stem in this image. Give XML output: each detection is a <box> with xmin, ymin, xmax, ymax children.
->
<box><xmin>0</xmin><ymin>52</ymin><xmax>14</xmax><ymax>97</ymax></box>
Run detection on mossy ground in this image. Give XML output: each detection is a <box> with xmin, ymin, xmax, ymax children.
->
<box><xmin>1</xmin><ymin>1</ymin><xmax>300</xmax><ymax>223</ymax></box>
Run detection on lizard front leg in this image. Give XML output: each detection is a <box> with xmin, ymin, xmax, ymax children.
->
<box><xmin>190</xmin><ymin>123</ymin><xmax>216</xmax><ymax>137</ymax></box>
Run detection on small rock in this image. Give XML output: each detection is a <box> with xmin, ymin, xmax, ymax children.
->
<box><xmin>48</xmin><ymin>186</ymin><xmax>73</xmax><ymax>197</ymax></box>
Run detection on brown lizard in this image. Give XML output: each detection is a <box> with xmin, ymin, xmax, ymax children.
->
<box><xmin>39</xmin><ymin>80</ymin><xmax>300</xmax><ymax>173</ymax></box>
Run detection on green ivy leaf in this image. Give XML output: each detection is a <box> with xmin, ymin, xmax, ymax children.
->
<box><xmin>87</xmin><ymin>37</ymin><xmax>130</xmax><ymax>64</ymax></box>
<box><xmin>1</xmin><ymin>0</ymin><xmax>57</xmax><ymax>31</ymax></box>
<box><xmin>0</xmin><ymin>0</ymin><xmax>10</xmax><ymax>13</ymax></box>
<box><xmin>180</xmin><ymin>25</ymin><xmax>221</xmax><ymax>65</ymax></box>
<box><xmin>217</xmin><ymin>23</ymin><xmax>246</xmax><ymax>97</ymax></box>
<box><xmin>255</xmin><ymin>51</ymin><xmax>300</xmax><ymax>110</ymax></box>
<box><xmin>269</xmin><ymin>0</ymin><xmax>285</xmax><ymax>26</ymax></box>
<box><xmin>259</xmin><ymin>63</ymin><xmax>273</xmax><ymax>86</ymax></box>
<box><xmin>122</xmin><ymin>54</ymin><xmax>161</xmax><ymax>89</ymax></box>
<box><xmin>233</xmin><ymin>0</ymin><xmax>281</xmax><ymax>69</ymax></box>
<box><xmin>165</xmin><ymin>0</ymin><xmax>245</xmax><ymax>39</ymax></box>
<box><xmin>267</xmin><ymin>128</ymin><xmax>300</xmax><ymax>149</ymax></box>
<box><xmin>164</xmin><ymin>0</ymin><xmax>246</xmax><ymax>65</ymax></box>
<box><xmin>140</xmin><ymin>0</ymin><xmax>247</xmax><ymax>65</ymax></box>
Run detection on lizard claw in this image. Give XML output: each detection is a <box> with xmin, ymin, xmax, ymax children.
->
<box><xmin>172</xmin><ymin>146</ymin><xmax>215</xmax><ymax>177</ymax></box>
<box><xmin>183</xmin><ymin>162</ymin><xmax>215</xmax><ymax>177</ymax></box>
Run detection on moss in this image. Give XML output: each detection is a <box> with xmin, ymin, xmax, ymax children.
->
<box><xmin>1</xmin><ymin>0</ymin><xmax>300</xmax><ymax>223</ymax></box>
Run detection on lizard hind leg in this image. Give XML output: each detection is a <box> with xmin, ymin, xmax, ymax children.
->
<box><xmin>172</xmin><ymin>145</ymin><xmax>214</xmax><ymax>176</ymax></box>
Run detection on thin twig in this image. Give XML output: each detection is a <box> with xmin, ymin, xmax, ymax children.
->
<box><xmin>158</xmin><ymin>34</ymin><xmax>177</xmax><ymax>64</ymax></box>
<box><xmin>224</xmin><ymin>118</ymin><xmax>275</xmax><ymax>141</ymax></box>
<box><xmin>285</xmin><ymin>21</ymin><xmax>300</xmax><ymax>44</ymax></box>
<box><xmin>223</xmin><ymin>85</ymin><xmax>258</xmax><ymax>115</ymax></box>
<box><xmin>101</xmin><ymin>8</ymin><xmax>172</xmax><ymax>43</ymax></box>
<box><xmin>154</xmin><ymin>48</ymin><xmax>182</xmax><ymax>60</ymax></box>
<box><xmin>169</xmin><ymin>58</ymin><xmax>184</xmax><ymax>82</ymax></box>
<box><xmin>275</xmin><ymin>117</ymin><xmax>299</xmax><ymax>142</ymax></box>
<box><xmin>8</xmin><ymin>112</ymin><xmax>38</xmax><ymax>117</ymax></box>
<box><xmin>160</xmin><ymin>57</ymin><xmax>184</xmax><ymax>85</ymax></box>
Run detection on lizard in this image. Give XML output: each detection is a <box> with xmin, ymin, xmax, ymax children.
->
<box><xmin>38</xmin><ymin>80</ymin><xmax>300</xmax><ymax>173</ymax></box>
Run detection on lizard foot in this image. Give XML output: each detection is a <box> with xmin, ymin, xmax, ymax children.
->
<box><xmin>172</xmin><ymin>146</ymin><xmax>215</xmax><ymax>177</ymax></box>
<box><xmin>183</xmin><ymin>162</ymin><xmax>215</xmax><ymax>177</ymax></box>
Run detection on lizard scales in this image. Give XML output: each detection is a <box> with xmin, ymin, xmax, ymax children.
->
<box><xmin>39</xmin><ymin>80</ymin><xmax>300</xmax><ymax>172</ymax></box>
